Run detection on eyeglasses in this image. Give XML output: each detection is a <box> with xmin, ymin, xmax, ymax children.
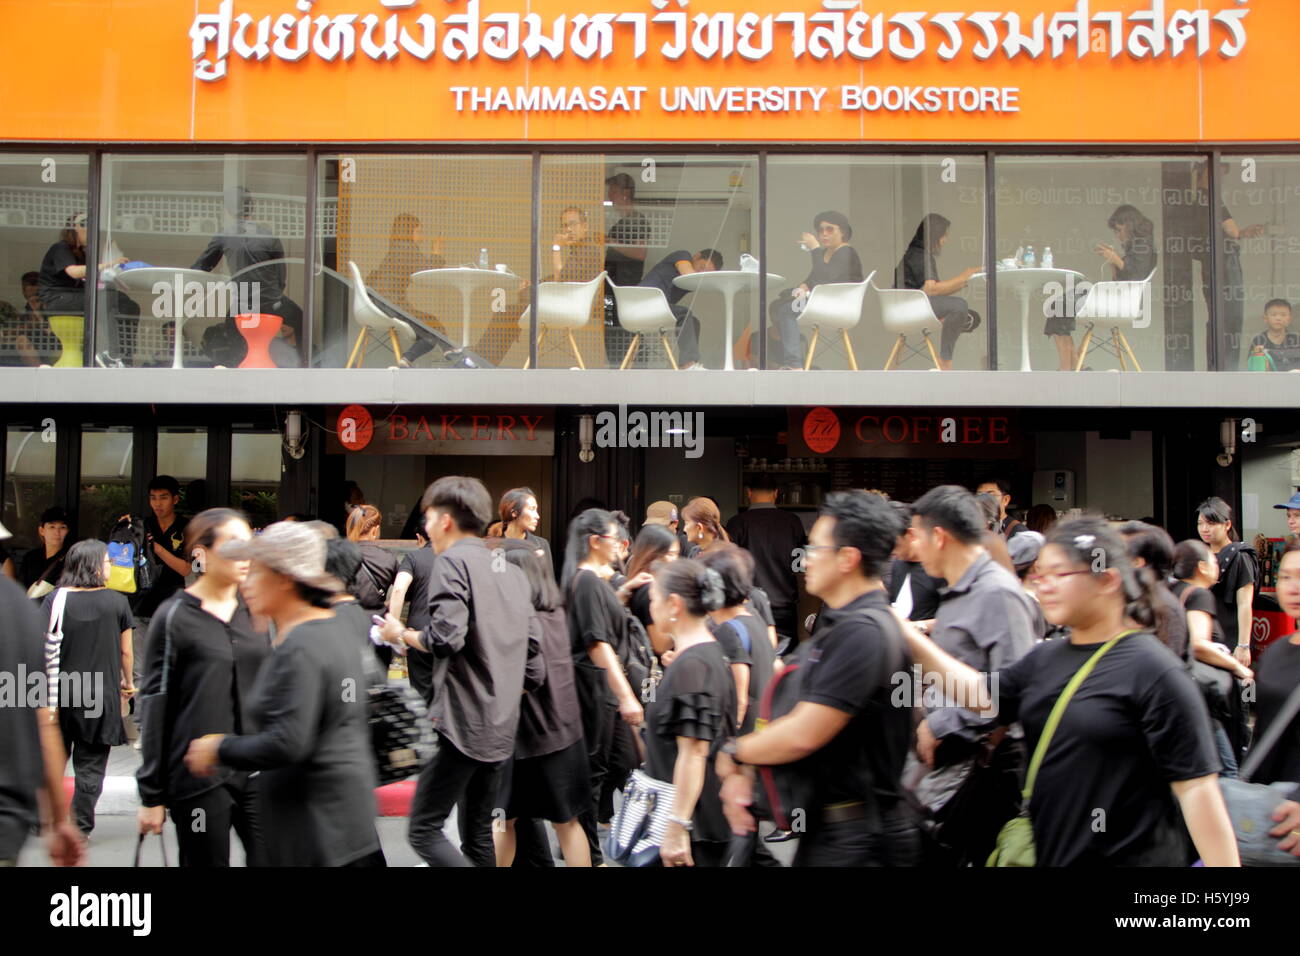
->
<box><xmin>1027</xmin><ymin>569</ymin><xmax>1095</xmax><ymax>587</ymax></box>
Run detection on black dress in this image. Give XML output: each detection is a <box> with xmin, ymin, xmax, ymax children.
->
<box><xmin>642</xmin><ymin>640</ymin><xmax>737</xmax><ymax>861</ymax></box>
<box><xmin>41</xmin><ymin>589</ymin><xmax>131</xmax><ymax>746</ymax></box>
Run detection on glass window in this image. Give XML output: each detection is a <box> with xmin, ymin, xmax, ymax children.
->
<box><xmin>765</xmin><ymin>156</ymin><xmax>987</xmax><ymax>371</ymax></box>
<box><xmin>4</xmin><ymin>423</ymin><xmax>58</xmax><ymax>551</ymax></box>
<box><xmin>534</xmin><ymin>154</ymin><xmax>758</xmax><ymax>370</ymax></box>
<box><xmin>314</xmin><ymin>154</ymin><xmax>532</xmax><ymax>369</ymax></box>
<box><xmin>157</xmin><ymin>426</ymin><xmax>208</xmax><ymax>513</ymax></box>
<box><xmin>231</xmin><ymin>429</ymin><xmax>282</xmax><ymax>529</ymax></box>
<box><xmin>0</xmin><ymin>153</ymin><xmax>91</xmax><ymax>367</ymax></box>
<box><xmin>1219</xmin><ymin>156</ymin><xmax>1300</xmax><ymax>371</ymax></box>
<box><xmin>79</xmin><ymin>425</ymin><xmax>133</xmax><ymax>541</ymax></box>
<box><xmin>96</xmin><ymin>154</ymin><xmax>308</xmax><ymax>368</ymax></box>
<box><xmin>994</xmin><ymin>156</ymin><xmax>1212</xmax><ymax>371</ymax></box>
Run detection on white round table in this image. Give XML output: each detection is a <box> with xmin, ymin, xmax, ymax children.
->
<box><xmin>411</xmin><ymin>267</ymin><xmax>519</xmax><ymax>348</ymax></box>
<box><xmin>971</xmin><ymin>267</ymin><xmax>1087</xmax><ymax>371</ymax></box>
<box><xmin>112</xmin><ymin>266</ymin><xmax>231</xmax><ymax>369</ymax></box>
<box><xmin>672</xmin><ymin>270</ymin><xmax>784</xmax><ymax>371</ymax></box>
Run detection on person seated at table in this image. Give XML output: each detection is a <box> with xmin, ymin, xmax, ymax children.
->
<box><xmin>2</xmin><ymin>272</ymin><xmax>56</xmax><ymax>366</ymax></box>
<box><xmin>894</xmin><ymin>213</ymin><xmax>980</xmax><ymax>371</ymax></box>
<box><xmin>38</xmin><ymin>212</ymin><xmax>133</xmax><ymax>366</ymax></box>
<box><xmin>637</xmin><ymin>248</ymin><xmax>723</xmax><ymax>370</ymax></box>
<box><xmin>362</xmin><ymin>213</ymin><xmax>451</xmax><ymax>368</ymax></box>
<box><xmin>191</xmin><ymin>186</ymin><xmax>304</xmax><ymax>357</ymax></box>
<box><xmin>768</xmin><ymin>210</ymin><xmax>862</xmax><ymax>370</ymax></box>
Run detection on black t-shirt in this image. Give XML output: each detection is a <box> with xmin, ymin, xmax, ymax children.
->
<box><xmin>1249</xmin><ymin>638</ymin><xmax>1300</xmax><ymax>797</ymax></box>
<box><xmin>1171</xmin><ymin>581</ymin><xmax>1224</xmax><ymax>649</ymax></box>
<box><xmin>566</xmin><ymin>569</ymin><xmax>627</xmax><ymax>660</ymax></box>
<box><xmin>995</xmin><ymin>632</ymin><xmax>1218</xmax><ymax>867</ymax></box>
<box><xmin>1116</xmin><ymin>237</ymin><xmax>1157</xmax><ymax>282</ymax></box>
<box><xmin>41</xmin><ymin>588</ymin><xmax>133</xmax><ymax>746</ymax></box>
<box><xmin>628</xmin><ymin>583</ymin><xmax>652</xmax><ymax>631</ymax></box>
<box><xmin>605</xmin><ymin>212</ymin><xmax>650</xmax><ymax>285</ymax></box>
<box><xmin>725</xmin><ymin>506</ymin><xmax>806</xmax><ymax>610</ymax></box>
<box><xmin>642</xmin><ymin>640</ymin><xmax>736</xmax><ymax>844</ymax></box>
<box><xmin>791</xmin><ymin>588</ymin><xmax>912</xmax><ymax>811</ymax></box>
<box><xmin>802</xmin><ymin>245</ymin><xmax>863</xmax><ymax>290</ymax></box>
<box><xmin>895</xmin><ymin>243</ymin><xmax>938</xmax><ymax>291</ymax></box>
<box><xmin>1209</xmin><ymin>543</ymin><xmax>1258</xmax><ymax>649</ymax></box>
<box><xmin>353</xmin><ymin>543</ymin><xmax>397</xmax><ymax>612</ymax></box>
<box><xmin>398</xmin><ymin>543</ymin><xmax>438</xmax><ymax>630</ymax></box>
<box><xmin>710</xmin><ymin>613</ymin><xmax>775</xmax><ymax>735</ymax></box>
<box><xmin>1248</xmin><ymin>330</ymin><xmax>1300</xmax><ymax>371</ymax></box>
<box><xmin>886</xmin><ymin>558</ymin><xmax>943</xmax><ymax>621</ymax></box>
<box><xmin>0</xmin><ymin>576</ymin><xmax>49</xmax><ymax>846</ymax></box>
<box><xmin>640</xmin><ymin>250</ymin><xmax>692</xmax><ymax>308</ymax></box>
<box><xmin>38</xmin><ymin>241</ymin><xmax>85</xmax><ymax>315</ymax></box>
<box><xmin>1148</xmin><ymin>582</ymin><xmax>1190</xmax><ymax>661</ymax></box>
<box><xmin>136</xmin><ymin>514</ymin><xmax>190</xmax><ymax>618</ymax></box>
<box><xmin>745</xmin><ymin>585</ymin><xmax>775</xmax><ymax>628</ymax></box>
<box><xmin>517</xmin><ymin>606</ymin><xmax>584</xmax><ymax>760</ymax></box>
<box><xmin>18</xmin><ymin>545</ymin><xmax>68</xmax><ymax>590</ymax></box>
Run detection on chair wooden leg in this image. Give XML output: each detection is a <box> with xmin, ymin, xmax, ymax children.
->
<box><xmin>841</xmin><ymin>329</ymin><xmax>859</xmax><ymax>371</ymax></box>
<box><xmin>883</xmin><ymin>334</ymin><xmax>905</xmax><ymax>371</ymax></box>
<box><xmin>659</xmin><ymin>332</ymin><xmax>679</xmax><ymax>370</ymax></box>
<box><xmin>1074</xmin><ymin>324</ymin><xmax>1095</xmax><ymax>371</ymax></box>
<box><xmin>1115</xmin><ymin>329</ymin><xmax>1142</xmax><ymax>371</ymax></box>
<box><xmin>388</xmin><ymin>329</ymin><xmax>403</xmax><ymax>365</ymax></box>
<box><xmin>619</xmin><ymin>333</ymin><xmax>641</xmax><ymax>371</ymax></box>
<box><xmin>922</xmin><ymin>330</ymin><xmax>942</xmax><ymax>369</ymax></box>
<box><xmin>524</xmin><ymin>327</ymin><xmax>547</xmax><ymax>369</ymax></box>
<box><xmin>1111</xmin><ymin>327</ymin><xmax>1127</xmax><ymax>371</ymax></box>
<box><xmin>566</xmin><ymin>330</ymin><xmax>586</xmax><ymax>370</ymax></box>
<box><xmin>803</xmin><ymin>326</ymin><xmax>819</xmax><ymax>370</ymax></box>
<box><xmin>346</xmin><ymin>327</ymin><xmax>368</xmax><ymax>369</ymax></box>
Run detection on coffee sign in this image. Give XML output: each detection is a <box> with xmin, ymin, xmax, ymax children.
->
<box><xmin>789</xmin><ymin>406</ymin><xmax>1018</xmax><ymax>458</ymax></box>
<box><xmin>328</xmin><ymin>406</ymin><xmax>554</xmax><ymax>455</ymax></box>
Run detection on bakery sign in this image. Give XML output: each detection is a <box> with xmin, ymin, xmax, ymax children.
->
<box><xmin>789</xmin><ymin>406</ymin><xmax>1018</xmax><ymax>458</ymax></box>
<box><xmin>328</xmin><ymin>404</ymin><xmax>554</xmax><ymax>455</ymax></box>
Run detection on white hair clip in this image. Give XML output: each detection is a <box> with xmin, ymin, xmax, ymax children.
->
<box><xmin>1073</xmin><ymin>534</ymin><xmax>1096</xmax><ymax>550</ymax></box>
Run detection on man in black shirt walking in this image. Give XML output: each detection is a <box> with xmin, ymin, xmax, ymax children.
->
<box><xmin>381</xmin><ymin>476</ymin><xmax>544</xmax><ymax>866</ymax></box>
<box><xmin>726</xmin><ymin>475</ymin><xmax>806</xmax><ymax>648</ymax></box>
<box><xmin>718</xmin><ymin>491</ymin><xmax>920</xmax><ymax>866</ymax></box>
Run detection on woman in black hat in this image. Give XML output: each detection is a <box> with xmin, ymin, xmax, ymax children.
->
<box><xmin>895</xmin><ymin>213</ymin><xmax>981</xmax><ymax>371</ymax></box>
<box><xmin>768</xmin><ymin>210</ymin><xmax>864</xmax><ymax>369</ymax></box>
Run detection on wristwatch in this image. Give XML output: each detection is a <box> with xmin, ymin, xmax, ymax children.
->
<box><xmin>669</xmin><ymin>815</ymin><xmax>694</xmax><ymax>832</ymax></box>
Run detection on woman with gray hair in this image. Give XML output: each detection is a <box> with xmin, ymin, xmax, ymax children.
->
<box><xmin>184</xmin><ymin>521</ymin><xmax>382</xmax><ymax>866</ymax></box>
<box><xmin>41</xmin><ymin>539</ymin><xmax>133</xmax><ymax>836</ymax></box>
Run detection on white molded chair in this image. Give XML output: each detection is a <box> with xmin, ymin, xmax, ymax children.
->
<box><xmin>606</xmin><ymin>280</ymin><xmax>680</xmax><ymax>370</ymax></box>
<box><xmin>1073</xmin><ymin>268</ymin><xmax>1157</xmax><ymax>372</ymax></box>
<box><xmin>796</xmin><ymin>271</ymin><xmax>875</xmax><ymax>370</ymax></box>
<box><xmin>520</xmin><ymin>272</ymin><xmax>606</xmax><ymax>369</ymax></box>
<box><xmin>346</xmin><ymin>261</ymin><xmax>415</xmax><ymax>368</ymax></box>
<box><xmin>871</xmin><ymin>278</ymin><xmax>944</xmax><ymax>370</ymax></box>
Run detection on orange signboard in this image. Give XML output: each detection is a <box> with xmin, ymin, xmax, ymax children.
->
<box><xmin>0</xmin><ymin>0</ymin><xmax>1293</xmax><ymax>143</ymax></box>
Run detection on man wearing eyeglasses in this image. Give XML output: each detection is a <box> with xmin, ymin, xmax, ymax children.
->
<box><xmin>906</xmin><ymin>484</ymin><xmax>1036</xmax><ymax>865</ymax></box>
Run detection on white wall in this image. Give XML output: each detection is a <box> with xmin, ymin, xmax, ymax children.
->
<box><xmin>1241</xmin><ymin>444</ymin><xmax>1300</xmax><ymax>541</ymax></box>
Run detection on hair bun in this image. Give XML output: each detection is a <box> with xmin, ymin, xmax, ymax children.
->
<box><xmin>698</xmin><ymin>567</ymin><xmax>726</xmax><ymax>612</ymax></box>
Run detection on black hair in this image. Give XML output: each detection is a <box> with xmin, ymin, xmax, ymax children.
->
<box><xmin>979</xmin><ymin>477</ymin><xmax>1012</xmax><ymax>497</ymax></box>
<box><xmin>57</xmin><ymin>539</ymin><xmax>107</xmax><ymax>588</ymax></box>
<box><xmin>975</xmin><ymin>493</ymin><xmax>1002</xmax><ymax>532</ymax></box>
<box><xmin>503</xmin><ymin>546</ymin><xmax>562</xmax><ymax>612</ymax></box>
<box><xmin>148</xmin><ymin>475</ymin><xmax>181</xmax><ymax>496</ymax></box>
<box><xmin>184</xmin><ymin>507</ymin><xmax>249</xmax><ymax>559</ymax></box>
<box><xmin>1195</xmin><ymin>496</ymin><xmax>1238</xmax><ymax>542</ymax></box>
<box><xmin>812</xmin><ymin>210</ymin><xmax>852</xmax><ymax>241</ymax></box>
<box><xmin>1119</xmin><ymin>520</ymin><xmax>1176</xmax><ymax>578</ymax></box>
<box><xmin>1045</xmin><ymin>516</ymin><xmax>1162</xmax><ymax>632</ymax></box>
<box><xmin>21</xmin><ymin>271</ymin><xmax>39</xmax><ymax>286</ymax></box>
<box><xmin>499</xmin><ymin>487</ymin><xmax>537</xmax><ymax>528</ymax></box>
<box><xmin>625</xmin><ymin>524</ymin><xmax>678</xmax><ymax>581</ymax></box>
<box><xmin>39</xmin><ymin>506</ymin><xmax>69</xmax><ymax>526</ymax></box>
<box><xmin>1026</xmin><ymin>504</ymin><xmax>1057</xmax><ymax>534</ymax></box>
<box><xmin>746</xmin><ymin>473</ymin><xmax>778</xmax><ymax>493</ymax></box>
<box><xmin>292</xmin><ymin>580</ymin><xmax>338</xmax><ymax>609</ymax></box>
<box><xmin>654</xmin><ymin>558</ymin><xmax>726</xmax><ymax>617</ymax></box>
<box><xmin>819</xmin><ymin>490</ymin><xmax>904</xmax><ymax>580</ymax></box>
<box><xmin>697</xmin><ymin>249</ymin><xmax>725</xmax><ymax>270</ymax></box>
<box><xmin>911</xmin><ymin>484</ymin><xmax>985</xmax><ymax>546</ymax></box>
<box><xmin>1107</xmin><ymin>204</ymin><xmax>1155</xmax><ymax>239</ymax></box>
<box><xmin>561</xmin><ymin>508</ymin><xmax>615</xmax><ymax>590</ymax></box>
<box><xmin>907</xmin><ymin>213</ymin><xmax>951</xmax><ymax>255</ymax></box>
<box><xmin>420</xmin><ymin>475</ymin><xmax>492</xmax><ymax>535</ymax></box>
<box><xmin>697</xmin><ymin>543</ymin><xmax>754</xmax><ymax>608</ymax></box>
<box><xmin>325</xmin><ymin>537</ymin><xmax>363</xmax><ymax>590</ymax></box>
<box><xmin>1172</xmin><ymin>539</ymin><xmax>1212</xmax><ymax>581</ymax></box>
<box><xmin>1264</xmin><ymin>298</ymin><xmax>1293</xmax><ymax>315</ymax></box>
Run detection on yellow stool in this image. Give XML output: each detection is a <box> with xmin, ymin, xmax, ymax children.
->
<box><xmin>48</xmin><ymin>315</ymin><xmax>84</xmax><ymax>367</ymax></box>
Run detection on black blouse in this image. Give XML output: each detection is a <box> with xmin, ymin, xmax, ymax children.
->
<box><xmin>802</xmin><ymin>244</ymin><xmax>864</xmax><ymax>290</ymax></box>
<box><xmin>41</xmin><ymin>588</ymin><xmax>132</xmax><ymax>746</ymax></box>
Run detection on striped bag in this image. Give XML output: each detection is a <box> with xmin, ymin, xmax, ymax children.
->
<box><xmin>604</xmin><ymin>768</ymin><xmax>677</xmax><ymax>867</ymax></box>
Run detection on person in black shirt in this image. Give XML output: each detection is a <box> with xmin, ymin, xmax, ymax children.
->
<box><xmin>1196</xmin><ymin>496</ymin><xmax>1257</xmax><ymax>664</ymax></box>
<box><xmin>41</xmin><ymin>541</ymin><xmax>133</xmax><ymax>836</ymax></box>
<box><xmin>344</xmin><ymin>505</ymin><xmax>396</xmax><ymax>667</ymax></box>
<box><xmin>720</xmin><ymin>491</ymin><xmax>920</xmax><ymax>867</ymax></box>
<box><xmin>603</xmin><ymin>173</ymin><xmax>651</xmax><ymax>367</ymax></box>
<box><xmin>18</xmin><ymin>506</ymin><xmax>70</xmax><ymax>596</ymax></box>
<box><xmin>899</xmin><ymin>516</ymin><xmax>1237</xmax><ymax>866</ymax></box>
<box><xmin>637</xmin><ymin>248</ymin><xmax>723</xmax><ymax>369</ymax></box>
<box><xmin>366</xmin><ymin>213</ymin><xmax>450</xmax><ymax>366</ymax></box>
<box><xmin>1119</xmin><ymin>521</ymin><xmax>1190</xmax><ymax>660</ymax></box>
<box><xmin>725</xmin><ymin>474</ymin><xmax>806</xmax><ymax>647</ymax></box>
<box><xmin>498</xmin><ymin>487</ymin><xmax>554</xmax><ymax>573</ymax></box>
<box><xmin>645</xmin><ymin>559</ymin><xmax>737</xmax><ymax>867</ymax></box>
<box><xmin>388</xmin><ymin>530</ymin><xmax>437</xmax><ymax>703</ymax></box>
<box><xmin>975</xmin><ymin>478</ymin><xmax>1026</xmax><ymax>539</ymax></box>
<box><xmin>137</xmin><ymin>509</ymin><xmax>269</xmax><ymax>867</ymax></box>
<box><xmin>895</xmin><ymin>213</ymin><xmax>980</xmax><ymax>370</ymax></box>
<box><xmin>186</xmin><ymin>521</ymin><xmax>381</xmax><ymax>867</ymax></box>
<box><xmin>1195</xmin><ymin>162</ymin><xmax>1263</xmax><ymax>369</ymax></box>
<box><xmin>620</xmin><ymin>523</ymin><xmax>680</xmax><ymax>659</ymax></box>
<box><xmin>379</xmin><ymin>477</ymin><xmax>544</xmax><ymax>867</ymax></box>
<box><xmin>1245</xmin><ymin>299</ymin><xmax>1300</xmax><ymax>371</ymax></box>
<box><xmin>37</xmin><ymin>212</ymin><xmax>133</xmax><ymax>365</ymax></box>
<box><xmin>885</xmin><ymin>501</ymin><xmax>944</xmax><ymax>623</ymax></box>
<box><xmin>769</xmin><ymin>210</ymin><xmax>863</xmax><ymax>369</ymax></box>
<box><xmin>699</xmin><ymin>545</ymin><xmax>775</xmax><ymax>735</ymax></box>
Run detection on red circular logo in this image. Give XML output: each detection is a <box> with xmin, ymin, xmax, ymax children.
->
<box><xmin>338</xmin><ymin>405</ymin><xmax>373</xmax><ymax>452</ymax></box>
<box><xmin>802</xmin><ymin>407</ymin><xmax>841</xmax><ymax>454</ymax></box>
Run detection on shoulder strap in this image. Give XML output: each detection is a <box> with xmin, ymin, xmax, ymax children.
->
<box><xmin>44</xmin><ymin>588</ymin><xmax>69</xmax><ymax>710</ymax></box>
<box><xmin>727</xmin><ymin>617</ymin><xmax>753</xmax><ymax>655</ymax></box>
<box><xmin>1240</xmin><ymin>676</ymin><xmax>1300</xmax><ymax>782</ymax></box>
<box><xmin>1022</xmin><ymin>629</ymin><xmax>1138</xmax><ymax>801</ymax></box>
<box><xmin>157</xmin><ymin>597</ymin><xmax>184</xmax><ymax>697</ymax></box>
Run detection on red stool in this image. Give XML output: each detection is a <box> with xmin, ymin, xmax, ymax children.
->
<box><xmin>235</xmin><ymin>313</ymin><xmax>283</xmax><ymax>368</ymax></box>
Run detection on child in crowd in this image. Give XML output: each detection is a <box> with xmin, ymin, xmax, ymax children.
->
<box><xmin>1246</xmin><ymin>298</ymin><xmax>1300</xmax><ymax>371</ymax></box>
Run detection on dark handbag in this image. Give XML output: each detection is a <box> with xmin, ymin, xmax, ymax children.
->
<box><xmin>1178</xmin><ymin>586</ymin><xmax>1236</xmax><ymax>721</ymax></box>
<box><xmin>359</xmin><ymin>647</ymin><xmax>436</xmax><ymax>785</ymax></box>
<box><xmin>133</xmin><ymin>832</ymin><xmax>170</xmax><ymax>867</ymax></box>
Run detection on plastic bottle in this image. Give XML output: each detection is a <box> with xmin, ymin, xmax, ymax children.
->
<box><xmin>1024</xmin><ymin>244</ymin><xmax>1036</xmax><ymax>268</ymax></box>
<box><xmin>478</xmin><ymin>248</ymin><xmax>489</xmax><ymax>269</ymax></box>
<box><xmin>1013</xmin><ymin>246</ymin><xmax>1024</xmax><ymax>268</ymax></box>
<box><xmin>1042</xmin><ymin>246</ymin><xmax>1054</xmax><ymax>269</ymax></box>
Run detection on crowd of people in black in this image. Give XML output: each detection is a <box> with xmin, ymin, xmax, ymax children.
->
<box><xmin>3</xmin><ymin>472</ymin><xmax>1300</xmax><ymax>869</ymax></box>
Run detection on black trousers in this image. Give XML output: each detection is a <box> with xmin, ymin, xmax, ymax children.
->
<box><xmin>68</xmin><ymin>738</ymin><xmax>112</xmax><ymax>835</ymax></box>
<box><xmin>511</xmin><ymin>817</ymin><xmax>556</xmax><ymax>867</ymax></box>
<box><xmin>927</xmin><ymin>295</ymin><xmax>975</xmax><ymax>361</ymax></box>
<box><xmin>0</xmin><ymin>814</ymin><xmax>30</xmax><ymax>865</ymax></box>
<box><xmin>170</xmin><ymin>780</ymin><xmax>263</xmax><ymax>867</ymax></box>
<box><xmin>770</xmin><ymin>604</ymin><xmax>799</xmax><ymax>648</ymax></box>
<box><xmin>578</xmin><ymin>697</ymin><xmax>616</xmax><ymax>865</ymax></box>
<box><xmin>793</xmin><ymin>805</ymin><xmax>922</xmax><ymax>867</ymax></box>
<box><xmin>408</xmin><ymin>737</ymin><xmax>505</xmax><ymax>867</ymax></box>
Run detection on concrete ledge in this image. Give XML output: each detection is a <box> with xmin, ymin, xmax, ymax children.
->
<box><xmin>3</xmin><ymin>368</ymin><xmax>1296</xmax><ymax>409</ymax></box>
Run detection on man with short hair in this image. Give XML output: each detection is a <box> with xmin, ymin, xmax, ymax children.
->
<box><xmin>975</xmin><ymin>478</ymin><xmax>1024</xmax><ymax>539</ymax></box>
<box><xmin>885</xmin><ymin>500</ymin><xmax>945</xmax><ymax>623</ymax></box>
<box><xmin>381</xmin><ymin>476</ymin><xmax>544</xmax><ymax>866</ymax></box>
<box><xmin>718</xmin><ymin>491</ymin><xmax>920</xmax><ymax>866</ymax></box>
<box><xmin>637</xmin><ymin>248</ymin><xmax>724</xmax><ymax>370</ymax></box>
<box><xmin>725</xmin><ymin>475</ymin><xmax>805</xmax><ymax>648</ymax></box>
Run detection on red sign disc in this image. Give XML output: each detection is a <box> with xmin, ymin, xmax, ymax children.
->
<box><xmin>802</xmin><ymin>407</ymin><xmax>841</xmax><ymax>454</ymax></box>
<box><xmin>337</xmin><ymin>405</ymin><xmax>374</xmax><ymax>452</ymax></box>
